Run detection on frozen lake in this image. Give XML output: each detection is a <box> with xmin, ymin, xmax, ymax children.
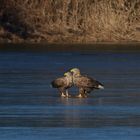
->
<box><xmin>0</xmin><ymin>45</ymin><xmax>140</xmax><ymax>140</ymax></box>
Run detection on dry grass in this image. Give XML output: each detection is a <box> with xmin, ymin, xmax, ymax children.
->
<box><xmin>0</xmin><ymin>0</ymin><xmax>140</xmax><ymax>43</ymax></box>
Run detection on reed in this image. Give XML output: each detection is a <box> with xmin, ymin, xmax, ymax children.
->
<box><xmin>0</xmin><ymin>0</ymin><xmax>139</xmax><ymax>43</ymax></box>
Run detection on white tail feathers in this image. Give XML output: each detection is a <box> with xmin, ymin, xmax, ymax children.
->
<box><xmin>98</xmin><ymin>85</ymin><xmax>104</xmax><ymax>89</ymax></box>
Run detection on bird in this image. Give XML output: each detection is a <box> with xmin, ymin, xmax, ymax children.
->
<box><xmin>70</xmin><ymin>68</ymin><xmax>104</xmax><ymax>98</ymax></box>
<box><xmin>51</xmin><ymin>72</ymin><xmax>73</xmax><ymax>97</ymax></box>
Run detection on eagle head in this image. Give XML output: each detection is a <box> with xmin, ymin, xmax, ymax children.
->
<box><xmin>70</xmin><ymin>68</ymin><xmax>81</xmax><ymax>75</ymax></box>
<box><xmin>64</xmin><ymin>72</ymin><xmax>72</xmax><ymax>77</ymax></box>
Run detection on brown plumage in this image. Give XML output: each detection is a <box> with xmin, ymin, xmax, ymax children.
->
<box><xmin>51</xmin><ymin>72</ymin><xmax>73</xmax><ymax>97</ymax></box>
<box><xmin>70</xmin><ymin>68</ymin><xmax>104</xmax><ymax>98</ymax></box>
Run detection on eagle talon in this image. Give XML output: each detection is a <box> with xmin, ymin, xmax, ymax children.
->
<box><xmin>65</xmin><ymin>94</ymin><xmax>71</xmax><ymax>98</ymax></box>
<box><xmin>76</xmin><ymin>94</ymin><xmax>83</xmax><ymax>98</ymax></box>
<box><xmin>83</xmin><ymin>95</ymin><xmax>87</xmax><ymax>98</ymax></box>
<box><xmin>61</xmin><ymin>93</ymin><xmax>66</xmax><ymax>97</ymax></box>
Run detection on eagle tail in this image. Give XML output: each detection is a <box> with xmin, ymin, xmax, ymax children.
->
<box><xmin>97</xmin><ymin>84</ymin><xmax>104</xmax><ymax>89</ymax></box>
<box><xmin>94</xmin><ymin>81</ymin><xmax>104</xmax><ymax>89</ymax></box>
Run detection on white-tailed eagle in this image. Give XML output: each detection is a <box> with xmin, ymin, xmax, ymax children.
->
<box><xmin>70</xmin><ymin>68</ymin><xmax>104</xmax><ymax>98</ymax></box>
<box><xmin>51</xmin><ymin>72</ymin><xmax>73</xmax><ymax>97</ymax></box>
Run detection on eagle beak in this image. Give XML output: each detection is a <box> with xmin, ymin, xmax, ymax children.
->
<box><xmin>70</xmin><ymin>69</ymin><xmax>74</xmax><ymax>73</ymax></box>
<box><xmin>64</xmin><ymin>73</ymin><xmax>67</xmax><ymax>76</ymax></box>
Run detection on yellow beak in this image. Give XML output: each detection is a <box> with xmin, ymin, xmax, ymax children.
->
<box><xmin>70</xmin><ymin>69</ymin><xmax>74</xmax><ymax>72</ymax></box>
<box><xmin>64</xmin><ymin>73</ymin><xmax>67</xmax><ymax>76</ymax></box>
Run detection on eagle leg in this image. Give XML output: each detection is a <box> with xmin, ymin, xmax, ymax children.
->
<box><xmin>65</xmin><ymin>90</ymin><xmax>71</xmax><ymax>98</ymax></box>
<box><xmin>59</xmin><ymin>88</ymin><xmax>66</xmax><ymax>97</ymax></box>
<box><xmin>83</xmin><ymin>90</ymin><xmax>88</xmax><ymax>98</ymax></box>
<box><xmin>77</xmin><ymin>88</ymin><xmax>85</xmax><ymax>98</ymax></box>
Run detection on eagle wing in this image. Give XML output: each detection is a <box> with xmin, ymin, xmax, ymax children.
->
<box><xmin>51</xmin><ymin>77</ymin><xmax>66</xmax><ymax>88</ymax></box>
<box><xmin>76</xmin><ymin>75</ymin><xmax>99</xmax><ymax>88</ymax></box>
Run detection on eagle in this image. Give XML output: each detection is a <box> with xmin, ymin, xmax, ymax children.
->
<box><xmin>51</xmin><ymin>72</ymin><xmax>73</xmax><ymax>97</ymax></box>
<box><xmin>70</xmin><ymin>68</ymin><xmax>104</xmax><ymax>98</ymax></box>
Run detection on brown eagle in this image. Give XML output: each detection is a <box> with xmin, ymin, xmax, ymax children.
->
<box><xmin>51</xmin><ymin>72</ymin><xmax>73</xmax><ymax>97</ymax></box>
<box><xmin>70</xmin><ymin>68</ymin><xmax>104</xmax><ymax>98</ymax></box>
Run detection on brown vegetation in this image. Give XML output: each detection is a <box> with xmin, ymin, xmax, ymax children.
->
<box><xmin>0</xmin><ymin>0</ymin><xmax>140</xmax><ymax>43</ymax></box>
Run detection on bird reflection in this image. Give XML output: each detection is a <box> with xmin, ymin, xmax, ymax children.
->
<box><xmin>60</xmin><ymin>97</ymin><xmax>89</xmax><ymax>127</ymax></box>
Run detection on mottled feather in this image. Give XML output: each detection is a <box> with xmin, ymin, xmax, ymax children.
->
<box><xmin>51</xmin><ymin>72</ymin><xmax>73</xmax><ymax>97</ymax></box>
<box><xmin>70</xmin><ymin>68</ymin><xmax>104</xmax><ymax>97</ymax></box>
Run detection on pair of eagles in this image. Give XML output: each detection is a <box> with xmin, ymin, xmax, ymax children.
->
<box><xmin>51</xmin><ymin>68</ymin><xmax>104</xmax><ymax>98</ymax></box>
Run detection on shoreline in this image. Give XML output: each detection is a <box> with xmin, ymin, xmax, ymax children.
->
<box><xmin>0</xmin><ymin>42</ymin><xmax>140</xmax><ymax>52</ymax></box>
